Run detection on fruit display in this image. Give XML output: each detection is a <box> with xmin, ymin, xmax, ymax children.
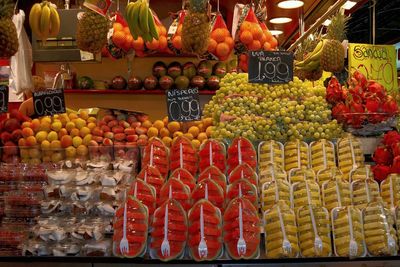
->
<box><xmin>351</xmin><ymin>178</ymin><xmax>380</xmax><ymax>210</ymax></box>
<box><xmin>327</xmin><ymin>72</ymin><xmax>398</xmax><ymax>133</ymax></box>
<box><xmin>258</xmin><ymin>163</ymin><xmax>287</xmax><ymax>185</ymax></box>
<box><xmin>150</xmin><ymin>199</ymin><xmax>188</xmax><ymax>261</ymax></box>
<box><xmin>288</xmin><ymin>168</ymin><xmax>315</xmax><ymax>184</ymax></box>
<box><xmin>258</xmin><ymin>141</ymin><xmax>284</xmax><ymax>172</ymax></box>
<box><xmin>181</xmin><ymin>0</ymin><xmax>210</xmax><ymax>55</ymax></box>
<box><xmin>207</xmin><ymin>13</ymin><xmax>234</xmax><ymax>61</ymax></box>
<box><xmin>321</xmin><ymin>178</ymin><xmax>351</xmax><ymax>212</ymax></box>
<box><xmin>113</xmin><ymin>197</ymin><xmax>148</xmax><ymax>258</ymax></box>
<box><xmin>331</xmin><ymin>206</ymin><xmax>366</xmax><ymax>257</ymax></box>
<box><xmin>197</xmin><ymin>166</ymin><xmax>227</xmax><ymax>194</ymax></box>
<box><xmin>380</xmin><ymin>174</ymin><xmax>400</xmax><ymax>210</ymax></box>
<box><xmin>137</xmin><ymin>164</ymin><xmax>165</xmax><ymax>197</ymax></box>
<box><xmin>226</xmin><ymin>178</ymin><xmax>258</xmax><ymax>207</ymax></box>
<box><xmin>0</xmin><ymin>0</ymin><xmax>17</xmax><ymax>58</ymax></box>
<box><xmin>284</xmin><ymin>140</ymin><xmax>308</xmax><ymax>172</ymax></box>
<box><xmin>77</xmin><ymin>76</ymin><xmax>94</xmax><ymax>89</ymax></box>
<box><xmin>372</xmin><ymin>131</ymin><xmax>400</xmax><ymax>182</ymax></box>
<box><xmin>141</xmin><ymin>138</ymin><xmax>169</xmax><ymax>179</ymax></box>
<box><xmin>309</xmin><ymin>140</ymin><xmax>335</xmax><ymax>173</ymax></box>
<box><xmin>261</xmin><ymin>179</ymin><xmax>291</xmax><ymax>212</ymax></box>
<box><xmin>76</xmin><ymin>9</ymin><xmax>110</xmax><ymax>53</ymax></box>
<box><xmin>204</xmin><ymin>73</ymin><xmax>342</xmax><ymax>142</ymax></box>
<box><xmin>227</xmin><ymin>137</ymin><xmax>256</xmax><ymax>175</ymax></box>
<box><xmin>168</xmin><ymin>10</ymin><xmax>185</xmax><ymax>53</ymax></box>
<box><xmin>125</xmin><ymin>0</ymin><xmax>159</xmax><ymax>42</ymax></box>
<box><xmin>317</xmin><ymin>167</ymin><xmax>343</xmax><ymax>186</ymax></box>
<box><xmin>128</xmin><ymin>178</ymin><xmax>157</xmax><ymax>220</ymax></box>
<box><xmin>223</xmin><ymin>197</ymin><xmax>260</xmax><ymax>259</ymax></box>
<box><xmin>170</xmin><ymin>168</ymin><xmax>196</xmax><ymax>192</ymax></box>
<box><xmin>263</xmin><ymin>201</ymin><xmax>299</xmax><ymax>258</ymax></box>
<box><xmin>187</xmin><ymin>199</ymin><xmax>223</xmax><ymax>261</ymax></box>
<box><xmin>198</xmin><ymin>139</ymin><xmax>226</xmax><ymax>173</ymax></box>
<box><xmin>228</xmin><ymin>163</ymin><xmax>258</xmax><ymax>186</ymax></box>
<box><xmin>291</xmin><ymin>180</ymin><xmax>321</xmax><ymax>212</ymax></box>
<box><xmin>191</xmin><ymin>178</ymin><xmax>225</xmax><ymax>212</ymax></box>
<box><xmin>351</xmin><ymin>165</ymin><xmax>373</xmax><ymax>182</ymax></box>
<box><xmin>363</xmin><ymin>201</ymin><xmax>398</xmax><ymax>256</ymax></box>
<box><xmin>158</xmin><ymin>178</ymin><xmax>191</xmax><ymax>211</ymax></box>
<box><xmin>170</xmin><ymin>136</ymin><xmax>198</xmax><ymax>176</ymax></box>
<box><xmin>29</xmin><ymin>1</ymin><xmax>60</xmax><ymax>42</ymax></box>
<box><xmin>337</xmin><ymin>135</ymin><xmax>364</xmax><ymax>181</ymax></box>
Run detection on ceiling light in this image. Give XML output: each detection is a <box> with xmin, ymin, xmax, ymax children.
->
<box><xmin>342</xmin><ymin>0</ymin><xmax>357</xmax><ymax>10</ymax></box>
<box><xmin>269</xmin><ymin>30</ymin><xmax>283</xmax><ymax>36</ymax></box>
<box><xmin>269</xmin><ymin>17</ymin><xmax>293</xmax><ymax>24</ymax></box>
<box><xmin>277</xmin><ymin>0</ymin><xmax>304</xmax><ymax>9</ymax></box>
<box><xmin>323</xmin><ymin>19</ymin><xmax>331</xmax><ymax>26</ymax></box>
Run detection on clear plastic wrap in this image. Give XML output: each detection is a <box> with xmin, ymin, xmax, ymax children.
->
<box><xmin>191</xmin><ymin>179</ymin><xmax>225</xmax><ymax>213</ymax></box>
<box><xmin>351</xmin><ymin>178</ymin><xmax>380</xmax><ymax>210</ymax></box>
<box><xmin>258</xmin><ymin>163</ymin><xmax>287</xmax><ymax>186</ymax></box>
<box><xmin>158</xmin><ymin>178</ymin><xmax>191</xmax><ymax>211</ymax></box>
<box><xmin>380</xmin><ymin>174</ymin><xmax>400</xmax><ymax>211</ymax></box>
<box><xmin>331</xmin><ymin>206</ymin><xmax>366</xmax><ymax>257</ymax></box>
<box><xmin>170</xmin><ymin>168</ymin><xmax>196</xmax><ymax>192</ymax></box>
<box><xmin>322</xmin><ymin>178</ymin><xmax>351</xmax><ymax>212</ymax></box>
<box><xmin>363</xmin><ymin>200</ymin><xmax>398</xmax><ymax>256</ymax></box>
<box><xmin>261</xmin><ymin>179</ymin><xmax>291</xmax><ymax>212</ymax></box>
<box><xmin>228</xmin><ymin>163</ymin><xmax>258</xmax><ymax>186</ymax></box>
<box><xmin>316</xmin><ymin>167</ymin><xmax>343</xmax><ymax>187</ymax></box>
<box><xmin>198</xmin><ymin>166</ymin><xmax>227</xmax><ymax>195</ymax></box>
<box><xmin>258</xmin><ymin>140</ymin><xmax>284</xmax><ymax>171</ymax></box>
<box><xmin>351</xmin><ymin>165</ymin><xmax>373</xmax><ymax>182</ymax></box>
<box><xmin>137</xmin><ymin>164</ymin><xmax>165</xmax><ymax>198</ymax></box>
<box><xmin>227</xmin><ymin>179</ymin><xmax>258</xmax><ymax>207</ymax></box>
<box><xmin>46</xmin><ymin>169</ymin><xmax>77</xmax><ymax>185</ymax></box>
<box><xmin>288</xmin><ymin>167</ymin><xmax>316</xmax><ymax>184</ymax></box>
<box><xmin>128</xmin><ymin>179</ymin><xmax>156</xmax><ymax>219</ymax></box>
<box><xmin>297</xmin><ymin>205</ymin><xmax>331</xmax><ymax>257</ymax></box>
<box><xmin>309</xmin><ymin>139</ymin><xmax>335</xmax><ymax>173</ymax></box>
<box><xmin>291</xmin><ymin>180</ymin><xmax>321</xmax><ymax>212</ymax></box>
<box><xmin>142</xmin><ymin>137</ymin><xmax>170</xmax><ymax>179</ymax></box>
<box><xmin>227</xmin><ymin>137</ymin><xmax>257</xmax><ymax>175</ymax></box>
<box><xmin>82</xmin><ymin>239</ymin><xmax>112</xmax><ymax>256</ymax></box>
<box><xmin>264</xmin><ymin>201</ymin><xmax>299</xmax><ymax>258</ymax></box>
<box><xmin>337</xmin><ymin>135</ymin><xmax>364</xmax><ymax>181</ymax></box>
<box><xmin>199</xmin><ymin>139</ymin><xmax>226</xmax><ymax>174</ymax></box>
<box><xmin>284</xmin><ymin>140</ymin><xmax>308</xmax><ymax>172</ymax></box>
<box><xmin>170</xmin><ymin>136</ymin><xmax>198</xmax><ymax>176</ymax></box>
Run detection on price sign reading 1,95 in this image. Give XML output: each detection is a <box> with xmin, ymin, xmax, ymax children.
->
<box><xmin>33</xmin><ymin>89</ymin><xmax>66</xmax><ymax>117</ymax></box>
<box><xmin>166</xmin><ymin>88</ymin><xmax>202</xmax><ymax>122</ymax></box>
<box><xmin>248</xmin><ymin>50</ymin><xmax>294</xmax><ymax>84</ymax></box>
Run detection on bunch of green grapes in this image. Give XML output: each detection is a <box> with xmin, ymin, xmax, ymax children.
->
<box><xmin>303</xmin><ymin>95</ymin><xmax>332</xmax><ymax>123</ymax></box>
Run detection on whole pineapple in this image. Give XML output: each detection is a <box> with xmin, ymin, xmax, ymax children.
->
<box><xmin>0</xmin><ymin>0</ymin><xmax>18</xmax><ymax>58</ymax></box>
<box><xmin>320</xmin><ymin>12</ymin><xmax>349</xmax><ymax>73</ymax></box>
<box><xmin>182</xmin><ymin>0</ymin><xmax>210</xmax><ymax>55</ymax></box>
<box><xmin>76</xmin><ymin>9</ymin><xmax>110</xmax><ymax>54</ymax></box>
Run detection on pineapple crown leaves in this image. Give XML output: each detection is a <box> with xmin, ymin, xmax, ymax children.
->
<box><xmin>0</xmin><ymin>0</ymin><xmax>15</xmax><ymax>19</ymax></box>
<box><xmin>188</xmin><ymin>0</ymin><xmax>209</xmax><ymax>13</ymax></box>
<box><xmin>325</xmin><ymin>12</ymin><xmax>350</xmax><ymax>41</ymax></box>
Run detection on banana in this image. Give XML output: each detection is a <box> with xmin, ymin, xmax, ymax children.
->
<box><xmin>131</xmin><ymin>1</ymin><xmax>143</xmax><ymax>39</ymax></box>
<box><xmin>295</xmin><ymin>40</ymin><xmax>325</xmax><ymax>69</ymax></box>
<box><xmin>147</xmin><ymin>8</ymin><xmax>159</xmax><ymax>40</ymax></box>
<box><xmin>139</xmin><ymin>0</ymin><xmax>149</xmax><ymax>34</ymax></box>
<box><xmin>49</xmin><ymin>6</ymin><xmax>60</xmax><ymax>37</ymax></box>
<box><xmin>29</xmin><ymin>3</ymin><xmax>43</xmax><ymax>39</ymax></box>
<box><xmin>39</xmin><ymin>4</ymin><xmax>51</xmax><ymax>41</ymax></box>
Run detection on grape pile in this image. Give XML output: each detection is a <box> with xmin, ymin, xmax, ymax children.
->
<box><xmin>203</xmin><ymin>73</ymin><xmax>343</xmax><ymax>142</ymax></box>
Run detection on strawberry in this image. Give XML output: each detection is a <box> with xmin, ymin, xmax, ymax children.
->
<box><xmin>382</xmin><ymin>131</ymin><xmax>400</xmax><ymax>147</ymax></box>
<box><xmin>372</xmin><ymin>146</ymin><xmax>393</xmax><ymax>165</ymax></box>
<box><xmin>372</xmin><ymin>164</ymin><xmax>391</xmax><ymax>183</ymax></box>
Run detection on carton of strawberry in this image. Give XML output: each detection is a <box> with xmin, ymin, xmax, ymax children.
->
<box><xmin>150</xmin><ymin>199</ymin><xmax>187</xmax><ymax>261</ymax></box>
<box><xmin>223</xmin><ymin>197</ymin><xmax>260</xmax><ymax>259</ymax></box>
<box><xmin>170</xmin><ymin>136</ymin><xmax>198</xmax><ymax>176</ymax></box>
<box><xmin>191</xmin><ymin>178</ymin><xmax>225</xmax><ymax>212</ymax></box>
<box><xmin>137</xmin><ymin>164</ymin><xmax>165</xmax><ymax>198</ymax></box>
<box><xmin>158</xmin><ymin>178</ymin><xmax>191</xmax><ymax>211</ymax></box>
<box><xmin>128</xmin><ymin>179</ymin><xmax>156</xmax><ymax>220</ymax></box>
<box><xmin>199</xmin><ymin>139</ymin><xmax>226</xmax><ymax>174</ymax></box>
<box><xmin>170</xmin><ymin>168</ymin><xmax>196</xmax><ymax>192</ymax></box>
<box><xmin>188</xmin><ymin>199</ymin><xmax>223</xmax><ymax>261</ymax></box>
<box><xmin>142</xmin><ymin>138</ymin><xmax>169</xmax><ymax>179</ymax></box>
<box><xmin>227</xmin><ymin>137</ymin><xmax>257</xmax><ymax>175</ymax></box>
<box><xmin>198</xmin><ymin>166</ymin><xmax>227</xmax><ymax>195</ymax></box>
<box><xmin>113</xmin><ymin>197</ymin><xmax>148</xmax><ymax>258</ymax></box>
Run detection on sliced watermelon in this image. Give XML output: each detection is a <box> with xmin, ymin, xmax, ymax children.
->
<box><xmin>227</xmin><ymin>179</ymin><xmax>258</xmax><ymax>206</ymax></box>
<box><xmin>128</xmin><ymin>179</ymin><xmax>156</xmax><ymax>219</ymax></box>
<box><xmin>137</xmin><ymin>165</ymin><xmax>165</xmax><ymax>197</ymax></box>
<box><xmin>158</xmin><ymin>178</ymin><xmax>191</xmax><ymax>210</ymax></box>
<box><xmin>170</xmin><ymin>136</ymin><xmax>198</xmax><ymax>176</ymax></box>
<box><xmin>199</xmin><ymin>140</ymin><xmax>226</xmax><ymax>173</ymax></box>
<box><xmin>191</xmin><ymin>179</ymin><xmax>225</xmax><ymax>212</ymax></box>
<box><xmin>170</xmin><ymin>168</ymin><xmax>196</xmax><ymax>192</ymax></box>
<box><xmin>142</xmin><ymin>138</ymin><xmax>169</xmax><ymax>179</ymax></box>
<box><xmin>228</xmin><ymin>163</ymin><xmax>258</xmax><ymax>185</ymax></box>
<box><xmin>227</xmin><ymin>137</ymin><xmax>257</xmax><ymax>175</ymax></box>
<box><xmin>198</xmin><ymin>166</ymin><xmax>227</xmax><ymax>194</ymax></box>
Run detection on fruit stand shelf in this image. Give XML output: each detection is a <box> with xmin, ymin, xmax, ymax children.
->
<box><xmin>64</xmin><ymin>89</ymin><xmax>217</xmax><ymax>95</ymax></box>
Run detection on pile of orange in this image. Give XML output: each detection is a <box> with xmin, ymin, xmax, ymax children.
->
<box><xmin>171</xmin><ymin>24</ymin><xmax>183</xmax><ymax>50</ymax></box>
<box><xmin>112</xmin><ymin>22</ymin><xmax>134</xmax><ymax>52</ymax></box>
<box><xmin>145</xmin><ymin>24</ymin><xmax>169</xmax><ymax>52</ymax></box>
<box><xmin>208</xmin><ymin>27</ymin><xmax>234</xmax><ymax>61</ymax></box>
<box><xmin>239</xmin><ymin>21</ymin><xmax>278</xmax><ymax>51</ymax></box>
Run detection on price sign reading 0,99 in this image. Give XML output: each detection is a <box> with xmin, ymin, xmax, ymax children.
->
<box><xmin>0</xmin><ymin>85</ymin><xmax>8</xmax><ymax>114</ymax></box>
<box><xmin>33</xmin><ymin>89</ymin><xmax>66</xmax><ymax>117</ymax></box>
<box><xmin>248</xmin><ymin>50</ymin><xmax>294</xmax><ymax>84</ymax></box>
<box><xmin>166</xmin><ymin>88</ymin><xmax>202</xmax><ymax>122</ymax></box>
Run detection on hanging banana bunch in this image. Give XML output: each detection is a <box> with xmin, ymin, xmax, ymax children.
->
<box><xmin>29</xmin><ymin>1</ymin><xmax>61</xmax><ymax>42</ymax></box>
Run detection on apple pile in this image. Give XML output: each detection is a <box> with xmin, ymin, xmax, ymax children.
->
<box><xmin>372</xmin><ymin>130</ymin><xmax>400</xmax><ymax>182</ymax></box>
<box><xmin>327</xmin><ymin>71</ymin><xmax>398</xmax><ymax>128</ymax></box>
<box><xmin>0</xmin><ymin>110</ymin><xmax>30</xmax><ymax>163</ymax></box>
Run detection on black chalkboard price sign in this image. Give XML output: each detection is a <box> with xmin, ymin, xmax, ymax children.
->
<box><xmin>166</xmin><ymin>88</ymin><xmax>202</xmax><ymax>122</ymax></box>
<box><xmin>33</xmin><ymin>89</ymin><xmax>66</xmax><ymax>117</ymax></box>
<box><xmin>0</xmin><ymin>85</ymin><xmax>9</xmax><ymax>113</ymax></box>
<box><xmin>248</xmin><ymin>50</ymin><xmax>294</xmax><ymax>84</ymax></box>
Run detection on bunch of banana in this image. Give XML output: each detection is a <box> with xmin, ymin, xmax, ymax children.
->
<box><xmin>322</xmin><ymin>178</ymin><xmax>351</xmax><ymax>212</ymax></box>
<box><xmin>291</xmin><ymin>180</ymin><xmax>321</xmax><ymax>212</ymax></box>
<box><xmin>259</xmin><ymin>162</ymin><xmax>287</xmax><ymax>185</ymax></box>
<box><xmin>309</xmin><ymin>140</ymin><xmax>335</xmax><ymax>173</ymax></box>
<box><xmin>284</xmin><ymin>140</ymin><xmax>308</xmax><ymax>172</ymax></box>
<box><xmin>29</xmin><ymin>1</ymin><xmax>60</xmax><ymax>42</ymax></box>
<box><xmin>294</xmin><ymin>39</ymin><xmax>327</xmax><ymax>72</ymax></box>
<box><xmin>125</xmin><ymin>0</ymin><xmax>159</xmax><ymax>42</ymax></box>
<box><xmin>351</xmin><ymin>178</ymin><xmax>380</xmax><ymax>210</ymax></box>
<box><xmin>297</xmin><ymin>205</ymin><xmax>331</xmax><ymax>257</ymax></box>
<box><xmin>337</xmin><ymin>135</ymin><xmax>364</xmax><ymax>181</ymax></box>
<box><xmin>364</xmin><ymin>201</ymin><xmax>398</xmax><ymax>256</ymax></box>
<box><xmin>261</xmin><ymin>179</ymin><xmax>291</xmax><ymax>212</ymax></box>
<box><xmin>258</xmin><ymin>141</ymin><xmax>284</xmax><ymax>171</ymax></box>
<box><xmin>331</xmin><ymin>206</ymin><xmax>366</xmax><ymax>257</ymax></box>
<box><xmin>317</xmin><ymin>167</ymin><xmax>343</xmax><ymax>186</ymax></box>
<box><xmin>350</xmin><ymin>165</ymin><xmax>373</xmax><ymax>182</ymax></box>
<box><xmin>381</xmin><ymin>174</ymin><xmax>400</xmax><ymax>209</ymax></box>
<box><xmin>264</xmin><ymin>201</ymin><xmax>299</xmax><ymax>258</ymax></box>
<box><xmin>289</xmin><ymin>167</ymin><xmax>316</xmax><ymax>184</ymax></box>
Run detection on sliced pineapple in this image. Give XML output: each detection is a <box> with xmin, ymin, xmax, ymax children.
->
<box><xmin>261</xmin><ymin>179</ymin><xmax>291</xmax><ymax>212</ymax></box>
<box><xmin>351</xmin><ymin>178</ymin><xmax>380</xmax><ymax>210</ymax></box>
<box><xmin>288</xmin><ymin>167</ymin><xmax>316</xmax><ymax>184</ymax></box>
<box><xmin>309</xmin><ymin>139</ymin><xmax>336</xmax><ymax>173</ymax></box>
<box><xmin>322</xmin><ymin>178</ymin><xmax>351</xmax><ymax>212</ymax></box>
<box><xmin>284</xmin><ymin>140</ymin><xmax>309</xmax><ymax>172</ymax></box>
<box><xmin>258</xmin><ymin>140</ymin><xmax>285</xmax><ymax>171</ymax></box>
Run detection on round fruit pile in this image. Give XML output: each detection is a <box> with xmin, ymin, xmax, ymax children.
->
<box><xmin>204</xmin><ymin>73</ymin><xmax>343</xmax><ymax>142</ymax></box>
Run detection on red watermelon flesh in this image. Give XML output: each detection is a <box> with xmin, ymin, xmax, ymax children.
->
<box><xmin>137</xmin><ymin>165</ymin><xmax>165</xmax><ymax>197</ymax></box>
<box><xmin>158</xmin><ymin>178</ymin><xmax>191</xmax><ymax>210</ymax></box>
<box><xmin>228</xmin><ymin>163</ymin><xmax>258</xmax><ymax>185</ymax></box>
<box><xmin>191</xmin><ymin>179</ymin><xmax>225</xmax><ymax>212</ymax></box>
<box><xmin>226</xmin><ymin>179</ymin><xmax>258</xmax><ymax>207</ymax></box>
<box><xmin>170</xmin><ymin>168</ymin><xmax>196</xmax><ymax>192</ymax></box>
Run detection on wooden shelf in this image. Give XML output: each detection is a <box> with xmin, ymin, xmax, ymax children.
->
<box><xmin>64</xmin><ymin>89</ymin><xmax>217</xmax><ymax>95</ymax></box>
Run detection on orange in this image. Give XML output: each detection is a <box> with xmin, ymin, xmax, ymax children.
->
<box><xmin>188</xmin><ymin>126</ymin><xmax>200</xmax><ymax>138</ymax></box>
<box><xmin>132</xmin><ymin>37</ymin><xmax>144</xmax><ymax>50</ymax></box>
<box><xmin>112</xmin><ymin>31</ymin><xmax>126</xmax><ymax>48</ymax></box>
<box><xmin>113</xmin><ymin>23</ymin><xmax>123</xmax><ymax>32</ymax></box>
<box><xmin>124</xmin><ymin>35</ymin><xmax>133</xmax><ymax>50</ymax></box>
<box><xmin>239</xmin><ymin>30</ymin><xmax>253</xmax><ymax>45</ymax></box>
<box><xmin>263</xmin><ymin>41</ymin><xmax>272</xmax><ymax>51</ymax></box>
<box><xmin>177</xmin><ymin>24</ymin><xmax>183</xmax><ymax>35</ymax></box>
<box><xmin>211</xmin><ymin>28</ymin><xmax>226</xmax><ymax>43</ymax></box>
<box><xmin>270</xmin><ymin>37</ymin><xmax>278</xmax><ymax>48</ymax></box>
<box><xmin>207</xmin><ymin>38</ymin><xmax>217</xmax><ymax>53</ymax></box>
<box><xmin>205</xmin><ymin>126</ymin><xmax>213</xmax><ymax>137</ymax></box>
<box><xmin>183</xmin><ymin>133</ymin><xmax>194</xmax><ymax>141</ymax></box>
<box><xmin>197</xmin><ymin>132</ymin><xmax>207</xmax><ymax>143</ymax></box>
<box><xmin>224</xmin><ymin>36</ymin><xmax>234</xmax><ymax>50</ymax></box>
<box><xmin>123</xmin><ymin>27</ymin><xmax>131</xmax><ymax>35</ymax></box>
<box><xmin>146</xmin><ymin>39</ymin><xmax>160</xmax><ymax>50</ymax></box>
<box><xmin>172</xmin><ymin>35</ymin><xmax>182</xmax><ymax>50</ymax></box>
<box><xmin>158</xmin><ymin>36</ymin><xmax>168</xmax><ymax>51</ymax></box>
<box><xmin>251</xmin><ymin>26</ymin><xmax>263</xmax><ymax>41</ymax></box>
<box><xmin>162</xmin><ymin>136</ymin><xmax>172</xmax><ymax>147</ymax></box>
<box><xmin>221</xmin><ymin>28</ymin><xmax>230</xmax><ymax>38</ymax></box>
<box><xmin>216</xmin><ymin>42</ymin><xmax>230</xmax><ymax>57</ymax></box>
<box><xmin>147</xmin><ymin>127</ymin><xmax>159</xmax><ymax>138</ymax></box>
<box><xmin>160</xmin><ymin>127</ymin><xmax>170</xmax><ymax>138</ymax></box>
<box><xmin>240</xmin><ymin>21</ymin><xmax>252</xmax><ymax>32</ymax></box>
<box><xmin>264</xmin><ymin>30</ymin><xmax>273</xmax><ymax>42</ymax></box>
<box><xmin>260</xmin><ymin>33</ymin><xmax>267</xmax><ymax>45</ymax></box>
<box><xmin>168</xmin><ymin>121</ymin><xmax>181</xmax><ymax>133</ymax></box>
<box><xmin>192</xmin><ymin>139</ymin><xmax>201</xmax><ymax>150</ymax></box>
<box><xmin>153</xmin><ymin>120</ymin><xmax>164</xmax><ymax>130</ymax></box>
<box><xmin>142</xmin><ymin>120</ymin><xmax>153</xmax><ymax>128</ymax></box>
<box><xmin>158</xmin><ymin>26</ymin><xmax>167</xmax><ymax>36</ymax></box>
<box><xmin>248</xmin><ymin>40</ymin><xmax>261</xmax><ymax>50</ymax></box>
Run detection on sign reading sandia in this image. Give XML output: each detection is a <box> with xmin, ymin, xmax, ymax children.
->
<box><xmin>348</xmin><ymin>43</ymin><xmax>398</xmax><ymax>93</ymax></box>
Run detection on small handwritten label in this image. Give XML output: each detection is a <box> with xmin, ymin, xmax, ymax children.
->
<box><xmin>33</xmin><ymin>89</ymin><xmax>66</xmax><ymax>117</ymax></box>
<box><xmin>166</xmin><ymin>88</ymin><xmax>201</xmax><ymax>122</ymax></box>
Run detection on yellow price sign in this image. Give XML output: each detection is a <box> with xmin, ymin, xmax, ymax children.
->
<box><xmin>348</xmin><ymin>43</ymin><xmax>398</xmax><ymax>93</ymax></box>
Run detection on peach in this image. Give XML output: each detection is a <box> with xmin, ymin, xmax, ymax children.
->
<box><xmin>87</xmin><ymin>116</ymin><xmax>97</xmax><ymax>123</ymax></box>
<box><xmin>102</xmin><ymin>138</ymin><xmax>113</xmax><ymax>146</ymax></box>
<box><xmin>103</xmin><ymin>115</ymin><xmax>115</xmax><ymax>123</ymax></box>
<box><xmin>41</xmin><ymin>140</ymin><xmax>50</xmax><ymax>150</ymax></box>
<box><xmin>91</xmin><ymin>127</ymin><xmax>104</xmax><ymax>137</ymax></box>
<box><xmin>58</xmin><ymin>128</ymin><xmax>68</xmax><ymax>139</ymax></box>
<box><xmin>35</xmin><ymin>131</ymin><xmax>48</xmax><ymax>143</ymax></box>
<box><xmin>51</xmin><ymin>121</ymin><xmax>62</xmax><ymax>132</ymax></box>
<box><xmin>87</xmin><ymin>122</ymin><xmax>96</xmax><ymax>130</ymax></box>
<box><xmin>137</xmin><ymin>138</ymin><xmax>148</xmax><ymax>146</ymax></box>
<box><xmin>22</xmin><ymin>127</ymin><xmax>34</xmax><ymax>138</ymax></box>
<box><xmin>3</xmin><ymin>142</ymin><xmax>18</xmax><ymax>156</ymax></box>
<box><xmin>47</xmin><ymin>131</ymin><xmax>58</xmax><ymax>142</ymax></box>
<box><xmin>114</xmin><ymin>133</ymin><xmax>126</xmax><ymax>142</ymax></box>
<box><xmin>101</xmin><ymin>125</ymin><xmax>111</xmax><ymax>133</ymax></box>
<box><xmin>107</xmin><ymin>120</ymin><xmax>118</xmax><ymax>128</ymax></box>
<box><xmin>65</xmin><ymin>121</ymin><xmax>76</xmax><ymax>132</ymax></box>
<box><xmin>39</xmin><ymin>121</ymin><xmax>51</xmax><ymax>132</ymax></box>
<box><xmin>104</xmin><ymin>132</ymin><xmax>114</xmax><ymax>139</ymax></box>
<box><xmin>126</xmin><ymin>134</ymin><xmax>138</xmax><ymax>142</ymax></box>
<box><xmin>31</xmin><ymin>119</ymin><xmax>41</xmax><ymax>132</ymax></box>
<box><xmin>21</xmin><ymin>121</ymin><xmax>31</xmax><ymax>128</ymax></box>
<box><xmin>126</xmin><ymin>141</ymin><xmax>137</xmax><ymax>146</ymax></box>
<box><xmin>18</xmin><ymin>138</ymin><xmax>26</xmax><ymax>147</ymax></box>
<box><xmin>92</xmin><ymin>136</ymin><xmax>103</xmax><ymax>143</ymax></box>
<box><xmin>79</xmin><ymin>126</ymin><xmax>91</xmax><ymax>138</ymax></box>
<box><xmin>138</xmin><ymin>134</ymin><xmax>148</xmax><ymax>141</ymax></box>
<box><xmin>136</xmin><ymin>126</ymin><xmax>147</xmax><ymax>135</ymax></box>
<box><xmin>124</xmin><ymin>128</ymin><xmax>136</xmax><ymax>135</ymax></box>
<box><xmin>76</xmin><ymin>145</ymin><xmax>89</xmax><ymax>157</ymax></box>
<box><xmin>112</xmin><ymin>126</ymin><xmax>124</xmax><ymax>134</ymax></box>
<box><xmin>72</xmin><ymin>136</ymin><xmax>83</xmax><ymax>148</ymax></box>
<box><xmin>60</xmin><ymin>135</ymin><xmax>73</xmax><ymax>148</ymax></box>
<box><xmin>70</xmin><ymin>128</ymin><xmax>80</xmax><ymax>137</ymax></box>
<box><xmin>83</xmin><ymin>134</ymin><xmax>92</xmax><ymax>146</ymax></box>
<box><xmin>137</xmin><ymin>114</ymin><xmax>149</xmax><ymax>123</ymax></box>
<box><xmin>79</xmin><ymin>110</ymin><xmax>89</xmax><ymax>120</ymax></box>
<box><xmin>74</xmin><ymin>118</ymin><xmax>86</xmax><ymax>130</ymax></box>
<box><xmin>26</xmin><ymin>136</ymin><xmax>37</xmax><ymax>147</ymax></box>
<box><xmin>98</xmin><ymin>120</ymin><xmax>106</xmax><ymax>127</ymax></box>
<box><xmin>88</xmin><ymin>140</ymin><xmax>99</xmax><ymax>149</ymax></box>
<box><xmin>119</xmin><ymin>121</ymin><xmax>130</xmax><ymax>128</ymax></box>
<box><xmin>65</xmin><ymin>146</ymin><xmax>76</xmax><ymax>158</ymax></box>
<box><xmin>50</xmin><ymin>140</ymin><xmax>61</xmax><ymax>149</ymax></box>
<box><xmin>131</xmin><ymin>121</ymin><xmax>141</xmax><ymax>128</ymax></box>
